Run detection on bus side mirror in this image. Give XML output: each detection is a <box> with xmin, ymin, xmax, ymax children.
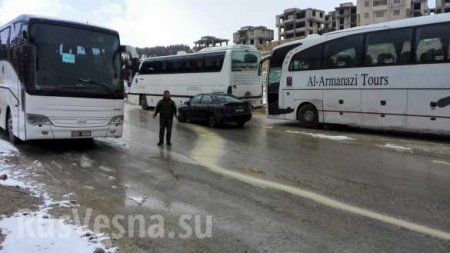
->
<box><xmin>119</xmin><ymin>45</ymin><xmax>126</xmax><ymax>53</ymax></box>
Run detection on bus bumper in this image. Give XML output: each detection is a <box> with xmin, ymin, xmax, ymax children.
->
<box><xmin>25</xmin><ymin>124</ymin><xmax>123</xmax><ymax>140</ymax></box>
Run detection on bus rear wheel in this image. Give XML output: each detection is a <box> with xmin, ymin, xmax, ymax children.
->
<box><xmin>297</xmin><ymin>104</ymin><xmax>319</xmax><ymax>129</ymax></box>
<box><xmin>140</xmin><ymin>95</ymin><xmax>149</xmax><ymax>110</ymax></box>
<box><xmin>6</xmin><ymin>111</ymin><xmax>19</xmax><ymax>144</ymax></box>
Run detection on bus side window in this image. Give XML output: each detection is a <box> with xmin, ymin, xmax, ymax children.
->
<box><xmin>323</xmin><ymin>35</ymin><xmax>363</xmax><ymax>69</ymax></box>
<box><xmin>416</xmin><ymin>23</ymin><xmax>450</xmax><ymax>64</ymax></box>
<box><xmin>365</xmin><ymin>28</ymin><xmax>412</xmax><ymax>66</ymax></box>
<box><xmin>0</xmin><ymin>27</ymin><xmax>11</xmax><ymax>59</ymax></box>
<box><xmin>289</xmin><ymin>45</ymin><xmax>322</xmax><ymax>71</ymax></box>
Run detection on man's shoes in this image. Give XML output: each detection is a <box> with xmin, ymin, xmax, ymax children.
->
<box><xmin>157</xmin><ymin>142</ymin><xmax>163</xmax><ymax>146</ymax></box>
<box><xmin>167</xmin><ymin>142</ymin><xmax>172</xmax><ymax>146</ymax></box>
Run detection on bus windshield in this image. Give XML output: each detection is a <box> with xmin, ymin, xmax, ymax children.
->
<box><xmin>29</xmin><ymin>23</ymin><xmax>123</xmax><ymax>99</ymax></box>
<box><xmin>231</xmin><ymin>51</ymin><xmax>259</xmax><ymax>72</ymax></box>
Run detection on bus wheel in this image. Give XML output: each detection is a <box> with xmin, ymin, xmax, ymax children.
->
<box><xmin>140</xmin><ymin>95</ymin><xmax>149</xmax><ymax>110</ymax></box>
<box><xmin>208</xmin><ymin>114</ymin><xmax>218</xmax><ymax>128</ymax></box>
<box><xmin>297</xmin><ymin>104</ymin><xmax>319</xmax><ymax>129</ymax></box>
<box><xmin>6</xmin><ymin>111</ymin><xmax>19</xmax><ymax>144</ymax></box>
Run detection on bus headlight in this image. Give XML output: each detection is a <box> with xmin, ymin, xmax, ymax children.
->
<box><xmin>109</xmin><ymin>115</ymin><xmax>124</xmax><ymax>125</ymax></box>
<box><xmin>27</xmin><ymin>114</ymin><xmax>52</xmax><ymax>125</ymax></box>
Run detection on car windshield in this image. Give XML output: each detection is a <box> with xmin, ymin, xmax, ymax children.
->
<box><xmin>216</xmin><ymin>95</ymin><xmax>241</xmax><ymax>104</ymax></box>
<box><xmin>29</xmin><ymin>23</ymin><xmax>123</xmax><ymax>99</ymax></box>
<box><xmin>231</xmin><ymin>51</ymin><xmax>260</xmax><ymax>72</ymax></box>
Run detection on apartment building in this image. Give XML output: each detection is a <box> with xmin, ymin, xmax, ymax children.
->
<box><xmin>276</xmin><ymin>8</ymin><xmax>326</xmax><ymax>40</ymax></box>
<box><xmin>357</xmin><ymin>0</ymin><xmax>429</xmax><ymax>26</ymax></box>
<box><xmin>324</xmin><ymin>2</ymin><xmax>357</xmax><ymax>32</ymax></box>
<box><xmin>233</xmin><ymin>26</ymin><xmax>274</xmax><ymax>46</ymax></box>
<box><xmin>436</xmin><ymin>0</ymin><xmax>450</xmax><ymax>13</ymax></box>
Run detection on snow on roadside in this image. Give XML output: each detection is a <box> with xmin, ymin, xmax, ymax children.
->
<box><xmin>285</xmin><ymin>130</ymin><xmax>355</xmax><ymax>141</ymax></box>
<box><xmin>378</xmin><ymin>143</ymin><xmax>413</xmax><ymax>152</ymax></box>
<box><xmin>0</xmin><ymin>139</ymin><xmax>115</xmax><ymax>253</ymax></box>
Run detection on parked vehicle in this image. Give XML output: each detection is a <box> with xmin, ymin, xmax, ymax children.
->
<box><xmin>177</xmin><ymin>93</ymin><xmax>252</xmax><ymax>128</ymax></box>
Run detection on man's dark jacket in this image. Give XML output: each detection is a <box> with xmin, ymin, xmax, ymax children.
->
<box><xmin>155</xmin><ymin>98</ymin><xmax>177</xmax><ymax>120</ymax></box>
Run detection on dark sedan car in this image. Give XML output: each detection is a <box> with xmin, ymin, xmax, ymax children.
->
<box><xmin>178</xmin><ymin>93</ymin><xmax>252</xmax><ymax>127</ymax></box>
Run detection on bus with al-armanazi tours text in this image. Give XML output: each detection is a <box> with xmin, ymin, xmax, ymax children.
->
<box><xmin>0</xmin><ymin>15</ymin><xmax>125</xmax><ymax>143</ymax></box>
<box><xmin>128</xmin><ymin>45</ymin><xmax>263</xmax><ymax>109</ymax></box>
<box><xmin>266</xmin><ymin>13</ymin><xmax>450</xmax><ymax>134</ymax></box>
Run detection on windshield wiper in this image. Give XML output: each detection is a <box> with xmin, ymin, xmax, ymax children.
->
<box><xmin>72</xmin><ymin>78</ymin><xmax>114</xmax><ymax>93</ymax></box>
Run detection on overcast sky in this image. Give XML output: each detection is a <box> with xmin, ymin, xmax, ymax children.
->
<box><xmin>0</xmin><ymin>0</ymin><xmax>438</xmax><ymax>47</ymax></box>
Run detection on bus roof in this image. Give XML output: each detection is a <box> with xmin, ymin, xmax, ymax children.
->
<box><xmin>142</xmin><ymin>45</ymin><xmax>260</xmax><ymax>62</ymax></box>
<box><xmin>273</xmin><ymin>13</ymin><xmax>450</xmax><ymax>52</ymax></box>
<box><xmin>1</xmin><ymin>14</ymin><xmax>119</xmax><ymax>35</ymax></box>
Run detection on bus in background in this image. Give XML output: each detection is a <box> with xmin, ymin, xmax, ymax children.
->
<box><xmin>121</xmin><ymin>45</ymin><xmax>140</xmax><ymax>91</ymax></box>
<box><xmin>128</xmin><ymin>45</ymin><xmax>263</xmax><ymax>109</ymax></box>
<box><xmin>0</xmin><ymin>15</ymin><xmax>125</xmax><ymax>143</ymax></box>
<box><xmin>266</xmin><ymin>13</ymin><xmax>450</xmax><ymax>134</ymax></box>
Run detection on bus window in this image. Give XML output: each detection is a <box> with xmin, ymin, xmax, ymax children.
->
<box><xmin>365</xmin><ymin>29</ymin><xmax>412</xmax><ymax>66</ymax></box>
<box><xmin>204</xmin><ymin>52</ymin><xmax>225</xmax><ymax>72</ymax></box>
<box><xmin>289</xmin><ymin>45</ymin><xmax>322</xmax><ymax>71</ymax></box>
<box><xmin>231</xmin><ymin>51</ymin><xmax>259</xmax><ymax>71</ymax></box>
<box><xmin>0</xmin><ymin>27</ymin><xmax>10</xmax><ymax>59</ymax></box>
<box><xmin>416</xmin><ymin>24</ymin><xmax>450</xmax><ymax>63</ymax></box>
<box><xmin>323</xmin><ymin>35</ymin><xmax>363</xmax><ymax>69</ymax></box>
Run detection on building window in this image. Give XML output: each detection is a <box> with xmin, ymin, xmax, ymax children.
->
<box><xmin>393</xmin><ymin>0</ymin><xmax>400</xmax><ymax>4</ymax></box>
<box><xmin>365</xmin><ymin>13</ymin><xmax>370</xmax><ymax>19</ymax></box>
<box><xmin>375</xmin><ymin>10</ymin><xmax>385</xmax><ymax>18</ymax></box>
<box><xmin>393</xmin><ymin>9</ymin><xmax>400</xmax><ymax>16</ymax></box>
<box><xmin>365</xmin><ymin>1</ymin><xmax>370</xmax><ymax>7</ymax></box>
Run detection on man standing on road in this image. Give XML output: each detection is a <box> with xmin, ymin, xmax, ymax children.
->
<box><xmin>153</xmin><ymin>90</ymin><xmax>177</xmax><ymax>146</ymax></box>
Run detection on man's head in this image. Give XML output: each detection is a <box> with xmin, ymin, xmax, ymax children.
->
<box><xmin>163</xmin><ymin>90</ymin><xmax>170</xmax><ymax>99</ymax></box>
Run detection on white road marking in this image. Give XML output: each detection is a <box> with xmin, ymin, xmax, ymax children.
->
<box><xmin>185</xmin><ymin>124</ymin><xmax>450</xmax><ymax>241</ymax></box>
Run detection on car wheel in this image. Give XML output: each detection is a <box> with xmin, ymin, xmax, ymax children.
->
<box><xmin>6</xmin><ymin>112</ymin><xmax>19</xmax><ymax>144</ymax></box>
<box><xmin>140</xmin><ymin>95</ymin><xmax>149</xmax><ymax>110</ymax></box>
<box><xmin>208</xmin><ymin>114</ymin><xmax>217</xmax><ymax>128</ymax></box>
<box><xmin>297</xmin><ymin>104</ymin><xmax>319</xmax><ymax>129</ymax></box>
<box><xmin>178</xmin><ymin>112</ymin><xmax>186</xmax><ymax>123</ymax></box>
<box><xmin>236</xmin><ymin>121</ymin><xmax>246</xmax><ymax>128</ymax></box>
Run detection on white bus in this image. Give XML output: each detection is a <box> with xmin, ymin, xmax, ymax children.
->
<box><xmin>0</xmin><ymin>15</ymin><xmax>125</xmax><ymax>143</ymax></box>
<box><xmin>267</xmin><ymin>14</ymin><xmax>450</xmax><ymax>134</ymax></box>
<box><xmin>128</xmin><ymin>45</ymin><xmax>263</xmax><ymax>109</ymax></box>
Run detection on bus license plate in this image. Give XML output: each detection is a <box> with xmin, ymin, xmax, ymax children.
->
<box><xmin>235</xmin><ymin>108</ymin><xmax>244</xmax><ymax>112</ymax></box>
<box><xmin>71</xmin><ymin>131</ymin><xmax>91</xmax><ymax>137</ymax></box>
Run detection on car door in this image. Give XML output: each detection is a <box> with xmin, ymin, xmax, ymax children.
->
<box><xmin>199</xmin><ymin>95</ymin><xmax>213</xmax><ymax>120</ymax></box>
<box><xmin>187</xmin><ymin>95</ymin><xmax>202</xmax><ymax>120</ymax></box>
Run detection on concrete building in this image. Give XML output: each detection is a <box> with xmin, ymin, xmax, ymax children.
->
<box><xmin>357</xmin><ymin>0</ymin><xmax>429</xmax><ymax>26</ymax></box>
<box><xmin>193</xmin><ymin>36</ymin><xmax>229</xmax><ymax>51</ymax></box>
<box><xmin>435</xmin><ymin>0</ymin><xmax>450</xmax><ymax>13</ymax></box>
<box><xmin>276</xmin><ymin>8</ymin><xmax>326</xmax><ymax>41</ymax></box>
<box><xmin>233</xmin><ymin>26</ymin><xmax>274</xmax><ymax>46</ymax></box>
<box><xmin>324</xmin><ymin>2</ymin><xmax>357</xmax><ymax>33</ymax></box>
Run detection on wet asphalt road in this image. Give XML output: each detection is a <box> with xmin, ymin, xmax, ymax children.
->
<box><xmin>4</xmin><ymin>103</ymin><xmax>450</xmax><ymax>253</ymax></box>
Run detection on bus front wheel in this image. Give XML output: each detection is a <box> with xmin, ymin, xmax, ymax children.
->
<box><xmin>6</xmin><ymin>111</ymin><xmax>19</xmax><ymax>144</ymax></box>
<box><xmin>140</xmin><ymin>95</ymin><xmax>149</xmax><ymax>110</ymax></box>
<box><xmin>297</xmin><ymin>104</ymin><xmax>319</xmax><ymax>129</ymax></box>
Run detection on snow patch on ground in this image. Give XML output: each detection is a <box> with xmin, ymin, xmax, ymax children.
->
<box><xmin>0</xmin><ymin>146</ymin><xmax>114</xmax><ymax>253</ymax></box>
<box><xmin>0</xmin><ymin>213</ymin><xmax>115</xmax><ymax>253</ymax></box>
<box><xmin>286</xmin><ymin>130</ymin><xmax>354</xmax><ymax>141</ymax></box>
<box><xmin>433</xmin><ymin>160</ymin><xmax>450</xmax><ymax>167</ymax></box>
<box><xmin>79</xmin><ymin>155</ymin><xmax>94</xmax><ymax>168</ymax></box>
<box><xmin>128</xmin><ymin>195</ymin><xmax>147</xmax><ymax>205</ymax></box>
<box><xmin>379</xmin><ymin>144</ymin><xmax>413</xmax><ymax>152</ymax></box>
<box><xmin>0</xmin><ymin>140</ymin><xmax>18</xmax><ymax>157</ymax></box>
